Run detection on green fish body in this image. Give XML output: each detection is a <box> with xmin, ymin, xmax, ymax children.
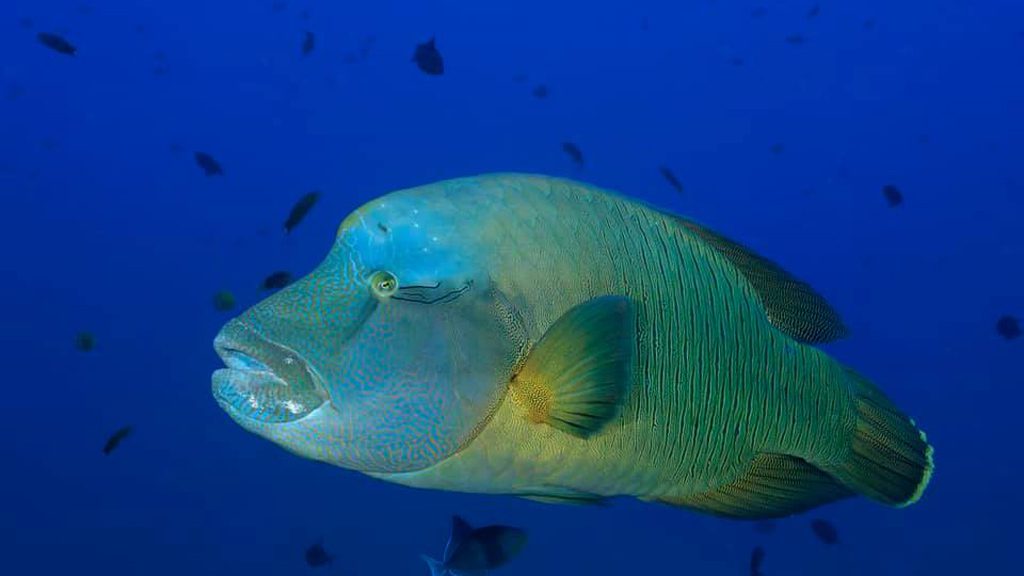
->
<box><xmin>212</xmin><ymin>174</ymin><xmax>933</xmax><ymax>518</ymax></box>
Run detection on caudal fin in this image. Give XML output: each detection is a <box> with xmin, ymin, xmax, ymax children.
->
<box><xmin>825</xmin><ymin>369</ymin><xmax>934</xmax><ymax>507</ymax></box>
<box><xmin>420</xmin><ymin>555</ymin><xmax>447</xmax><ymax>576</ymax></box>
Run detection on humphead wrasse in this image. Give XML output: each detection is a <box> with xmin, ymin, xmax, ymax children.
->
<box><xmin>212</xmin><ymin>174</ymin><xmax>934</xmax><ymax>518</ymax></box>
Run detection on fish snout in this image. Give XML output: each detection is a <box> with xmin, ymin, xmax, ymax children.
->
<box><xmin>212</xmin><ymin>319</ymin><xmax>327</xmax><ymax>424</ymax></box>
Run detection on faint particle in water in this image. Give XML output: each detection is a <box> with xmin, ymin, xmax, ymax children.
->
<box><xmin>300</xmin><ymin>9</ymin><xmax>310</xmax><ymax>20</ymax></box>
<box><xmin>996</xmin><ymin>315</ymin><xmax>1021</xmax><ymax>340</ymax></box>
<box><xmin>532</xmin><ymin>84</ymin><xmax>549</xmax><ymax>99</ymax></box>
<box><xmin>863</xmin><ymin>18</ymin><xmax>877</xmax><ymax>30</ymax></box>
<box><xmin>413</xmin><ymin>37</ymin><xmax>445</xmax><ymax>76</ymax></box>
<box><xmin>770</xmin><ymin>143</ymin><xmax>785</xmax><ymax>155</ymax></box>
<box><xmin>751</xmin><ymin>6</ymin><xmax>767</xmax><ymax>18</ymax></box>
<box><xmin>262</xmin><ymin>271</ymin><xmax>293</xmax><ymax>291</ymax></box>
<box><xmin>728</xmin><ymin>56</ymin><xmax>745</xmax><ymax>66</ymax></box>
<box><xmin>212</xmin><ymin>290</ymin><xmax>236</xmax><ymax>312</ymax></box>
<box><xmin>37</xmin><ymin>32</ymin><xmax>77</xmax><ymax>56</ymax></box>
<box><xmin>103</xmin><ymin>426</ymin><xmax>133</xmax><ymax>455</ymax></box>
<box><xmin>302</xmin><ymin>30</ymin><xmax>315</xmax><ymax>56</ymax></box>
<box><xmin>75</xmin><ymin>331</ymin><xmax>96</xmax><ymax>352</ymax></box>
<box><xmin>20</xmin><ymin>17</ymin><xmax>34</xmax><ymax>29</ymax></box>
<box><xmin>343</xmin><ymin>35</ymin><xmax>376</xmax><ymax>63</ymax></box>
<box><xmin>753</xmin><ymin>520</ymin><xmax>776</xmax><ymax>534</ymax></box>
<box><xmin>918</xmin><ymin>134</ymin><xmax>931</xmax><ymax>144</ymax></box>
<box><xmin>641</xmin><ymin>15</ymin><xmax>650</xmax><ymax>31</ymax></box>
<box><xmin>271</xmin><ymin>0</ymin><xmax>287</xmax><ymax>12</ymax></box>
<box><xmin>194</xmin><ymin>151</ymin><xmax>224</xmax><ymax>176</ymax></box>
<box><xmin>810</xmin><ymin>518</ymin><xmax>839</xmax><ymax>544</ymax></box>
<box><xmin>785</xmin><ymin>34</ymin><xmax>807</xmax><ymax>45</ymax></box>
<box><xmin>305</xmin><ymin>540</ymin><xmax>332</xmax><ymax>567</ymax></box>
<box><xmin>5</xmin><ymin>83</ymin><xmax>25</xmax><ymax>101</ymax></box>
<box><xmin>78</xmin><ymin>4</ymin><xmax>94</xmax><ymax>15</ymax></box>
<box><xmin>658</xmin><ymin>165</ymin><xmax>684</xmax><ymax>194</ymax></box>
<box><xmin>882</xmin><ymin>184</ymin><xmax>903</xmax><ymax>207</ymax></box>
<box><xmin>807</xmin><ymin>4</ymin><xmax>820</xmax><ymax>18</ymax></box>
<box><xmin>750</xmin><ymin>546</ymin><xmax>766</xmax><ymax>576</ymax></box>
<box><xmin>512</xmin><ymin>72</ymin><xmax>528</xmax><ymax>83</ymax></box>
<box><xmin>284</xmin><ymin>190</ymin><xmax>321</xmax><ymax>233</ymax></box>
<box><xmin>561</xmin><ymin>141</ymin><xmax>584</xmax><ymax>167</ymax></box>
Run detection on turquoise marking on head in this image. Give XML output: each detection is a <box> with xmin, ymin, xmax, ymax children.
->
<box><xmin>212</xmin><ymin>186</ymin><xmax>524</xmax><ymax>473</ymax></box>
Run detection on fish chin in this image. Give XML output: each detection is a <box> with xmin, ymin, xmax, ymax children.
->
<box><xmin>212</xmin><ymin>367</ymin><xmax>325</xmax><ymax>425</ymax></box>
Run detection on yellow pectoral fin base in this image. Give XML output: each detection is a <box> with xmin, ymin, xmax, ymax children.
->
<box><xmin>509</xmin><ymin>295</ymin><xmax>634</xmax><ymax>438</ymax></box>
<box><xmin>658</xmin><ymin>453</ymin><xmax>853</xmax><ymax>519</ymax></box>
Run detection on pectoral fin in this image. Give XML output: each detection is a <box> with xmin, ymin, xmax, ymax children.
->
<box><xmin>509</xmin><ymin>295</ymin><xmax>634</xmax><ymax>438</ymax></box>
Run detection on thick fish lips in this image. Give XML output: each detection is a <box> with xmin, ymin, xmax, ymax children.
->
<box><xmin>212</xmin><ymin>320</ymin><xmax>327</xmax><ymax>424</ymax></box>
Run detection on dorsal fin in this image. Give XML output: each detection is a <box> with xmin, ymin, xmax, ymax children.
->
<box><xmin>445</xmin><ymin>516</ymin><xmax>472</xmax><ymax>563</ymax></box>
<box><xmin>675</xmin><ymin>217</ymin><xmax>848</xmax><ymax>343</ymax></box>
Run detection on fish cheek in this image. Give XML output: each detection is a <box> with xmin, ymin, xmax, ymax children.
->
<box><xmin>331</xmin><ymin>289</ymin><xmax>523</xmax><ymax>473</ymax></box>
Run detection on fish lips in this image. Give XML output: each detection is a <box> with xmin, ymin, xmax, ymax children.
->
<box><xmin>212</xmin><ymin>322</ymin><xmax>328</xmax><ymax>424</ymax></box>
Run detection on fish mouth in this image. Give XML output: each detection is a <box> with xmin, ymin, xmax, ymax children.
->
<box><xmin>212</xmin><ymin>320</ymin><xmax>328</xmax><ymax>424</ymax></box>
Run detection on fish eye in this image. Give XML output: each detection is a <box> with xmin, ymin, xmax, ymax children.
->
<box><xmin>369</xmin><ymin>270</ymin><xmax>398</xmax><ymax>298</ymax></box>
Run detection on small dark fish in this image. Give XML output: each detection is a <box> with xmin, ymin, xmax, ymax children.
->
<box><xmin>807</xmin><ymin>4</ymin><xmax>820</xmax><ymax>18</ymax></box>
<box><xmin>770</xmin><ymin>143</ymin><xmax>785</xmax><ymax>154</ymax></box>
<box><xmin>659</xmin><ymin>165</ymin><xmax>684</xmax><ymax>194</ymax></box>
<box><xmin>103</xmin><ymin>426</ymin><xmax>133</xmax><ymax>455</ymax></box>
<box><xmin>753</xmin><ymin>520</ymin><xmax>776</xmax><ymax>534</ymax></box>
<box><xmin>194</xmin><ymin>151</ymin><xmax>223</xmax><ymax>176</ymax></box>
<box><xmin>37</xmin><ymin>32</ymin><xmax>77</xmax><ymax>56</ymax></box>
<box><xmin>75</xmin><ymin>332</ymin><xmax>96</xmax><ymax>352</ymax></box>
<box><xmin>262</xmin><ymin>271</ymin><xmax>293</xmax><ymax>291</ymax></box>
<box><xmin>212</xmin><ymin>290</ymin><xmax>236</xmax><ymax>312</ymax></box>
<box><xmin>750</xmin><ymin>546</ymin><xmax>766</xmax><ymax>576</ymax></box>
<box><xmin>422</xmin><ymin>516</ymin><xmax>527</xmax><ymax>575</ymax></box>
<box><xmin>413</xmin><ymin>37</ymin><xmax>444</xmax><ymax>76</ymax></box>
<box><xmin>996</xmin><ymin>315</ymin><xmax>1021</xmax><ymax>340</ymax></box>
<box><xmin>532</xmin><ymin>84</ymin><xmax>549</xmax><ymax>99</ymax></box>
<box><xmin>810</xmin><ymin>519</ymin><xmax>839</xmax><ymax>545</ymax></box>
<box><xmin>729</xmin><ymin>56</ymin><xmax>745</xmax><ymax>67</ymax></box>
<box><xmin>284</xmin><ymin>191</ymin><xmax>321</xmax><ymax>233</ymax></box>
<box><xmin>305</xmin><ymin>540</ymin><xmax>332</xmax><ymax>567</ymax></box>
<box><xmin>785</xmin><ymin>34</ymin><xmax>806</xmax><ymax>45</ymax></box>
<box><xmin>882</xmin><ymin>184</ymin><xmax>903</xmax><ymax>207</ymax></box>
<box><xmin>562</xmin><ymin>141</ymin><xmax>584</xmax><ymax>167</ymax></box>
<box><xmin>302</xmin><ymin>31</ymin><xmax>315</xmax><ymax>56</ymax></box>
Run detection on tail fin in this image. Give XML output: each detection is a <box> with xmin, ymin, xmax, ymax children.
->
<box><xmin>825</xmin><ymin>369</ymin><xmax>934</xmax><ymax>506</ymax></box>
<box><xmin>420</xmin><ymin>555</ymin><xmax>447</xmax><ymax>576</ymax></box>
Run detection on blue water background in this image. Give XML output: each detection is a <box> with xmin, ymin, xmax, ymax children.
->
<box><xmin>1</xmin><ymin>1</ymin><xmax>1021</xmax><ymax>574</ymax></box>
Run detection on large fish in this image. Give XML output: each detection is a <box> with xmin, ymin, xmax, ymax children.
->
<box><xmin>212</xmin><ymin>174</ymin><xmax>934</xmax><ymax>518</ymax></box>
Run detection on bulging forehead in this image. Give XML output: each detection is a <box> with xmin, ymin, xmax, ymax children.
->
<box><xmin>334</xmin><ymin>191</ymin><xmax>480</xmax><ymax>282</ymax></box>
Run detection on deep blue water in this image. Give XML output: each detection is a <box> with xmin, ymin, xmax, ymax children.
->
<box><xmin>2</xmin><ymin>1</ymin><xmax>1022</xmax><ymax>574</ymax></box>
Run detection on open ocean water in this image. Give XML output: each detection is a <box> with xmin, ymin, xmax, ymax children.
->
<box><xmin>1</xmin><ymin>1</ymin><xmax>1022</xmax><ymax>575</ymax></box>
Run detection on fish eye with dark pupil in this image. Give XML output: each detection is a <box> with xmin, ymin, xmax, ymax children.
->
<box><xmin>370</xmin><ymin>271</ymin><xmax>398</xmax><ymax>298</ymax></box>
